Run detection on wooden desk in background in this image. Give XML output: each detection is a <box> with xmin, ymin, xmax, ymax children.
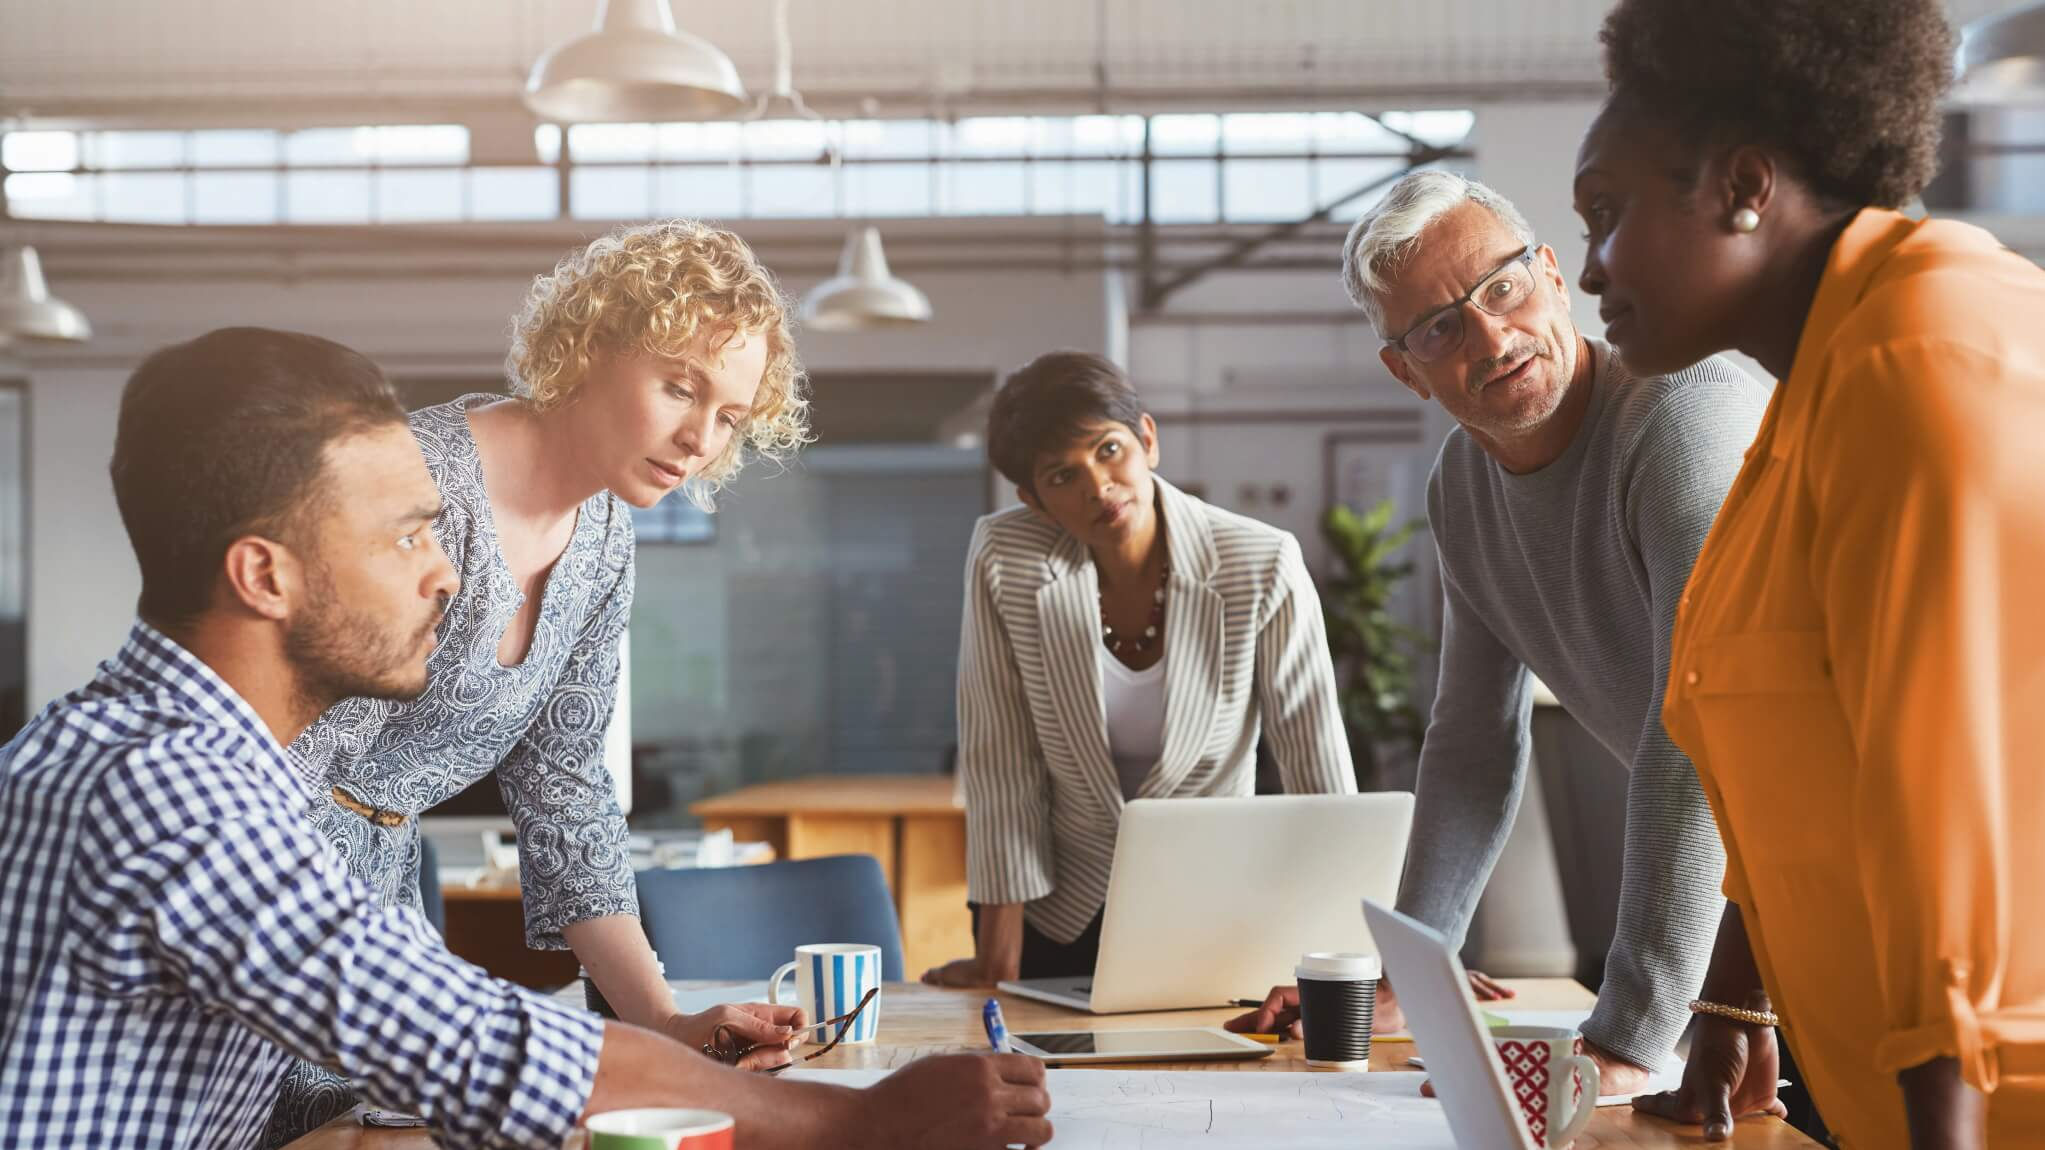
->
<box><xmin>439</xmin><ymin>879</ymin><xmax>578</xmax><ymax>990</ymax></box>
<box><xmin>438</xmin><ymin>843</ymin><xmax>780</xmax><ymax>990</ymax></box>
<box><xmin>286</xmin><ymin>978</ymin><xmax>1822</xmax><ymax>1149</ymax></box>
<box><xmin>691</xmin><ymin>774</ymin><xmax>970</xmax><ymax>977</ymax></box>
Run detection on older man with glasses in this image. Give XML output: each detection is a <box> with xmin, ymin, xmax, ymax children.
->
<box><xmin>1232</xmin><ymin>169</ymin><xmax>1767</xmax><ymax>1094</ymax></box>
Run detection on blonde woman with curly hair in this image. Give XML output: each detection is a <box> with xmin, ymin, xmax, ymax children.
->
<box><xmin>265</xmin><ymin>220</ymin><xmax>813</xmax><ymax>1144</ymax></box>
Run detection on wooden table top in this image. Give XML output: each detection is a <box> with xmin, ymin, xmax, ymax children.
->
<box><xmin>689</xmin><ymin>774</ymin><xmax>964</xmax><ymax>818</ymax></box>
<box><xmin>288</xmin><ymin>978</ymin><xmax>1821</xmax><ymax>1148</ymax></box>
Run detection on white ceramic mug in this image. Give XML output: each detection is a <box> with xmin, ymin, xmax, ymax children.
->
<box><xmin>1490</xmin><ymin>1026</ymin><xmax>1599</xmax><ymax>1148</ymax></box>
<box><xmin>769</xmin><ymin>943</ymin><xmax>882</xmax><ymax>1046</ymax></box>
<box><xmin>584</xmin><ymin>1108</ymin><xmax>733</xmax><ymax>1150</ymax></box>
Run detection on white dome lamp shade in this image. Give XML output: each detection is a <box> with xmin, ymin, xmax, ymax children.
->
<box><xmin>524</xmin><ymin>0</ymin><xmax>747</xmax><ymax>124</ymax></box>
<box><xmin>802</xmin><ymin>227</ymin><xmax>933</xmax><ymax>332</ymax></box>
<box><xmin>1956</xmin><ymin>2</ymin><xmax>2045</xmax><ymax>105</ymax></box>
<box><xmin>0</xmin><ymin>245</ymin><xmax>92</xmax><ymax>347</ymax></box>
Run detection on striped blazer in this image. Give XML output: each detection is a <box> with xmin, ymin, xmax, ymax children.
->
<box><xmin>957</xmin><ymin>476</ymin><xmax>1356</xmax><ymax>942</ymax></box>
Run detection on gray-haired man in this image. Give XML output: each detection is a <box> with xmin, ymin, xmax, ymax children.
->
<box><xmin>1230</xmin><ymin>170</ymin><xmax>1766</xmax><ymax>1091</ymax></box>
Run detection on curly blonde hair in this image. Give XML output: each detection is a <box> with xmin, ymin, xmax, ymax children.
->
<box><xmin>507</xmin><ymin>219</ymin><xmax>811</xmax><ymax>510</ymax></box>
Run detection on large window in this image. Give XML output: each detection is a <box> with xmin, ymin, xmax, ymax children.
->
<box><xmin>1</xmin><ymin>124</ymin><xmax>554</xmax><ymax>224</ymax></box>
<box><xmin>15</xmin><ymin>107</ymin><xmax>2040</xmax><ymax>229</ymax></box>
<box><xmin>2</xmin><ymin>111</ymin><xmax>1474</xmax><ymax>227</ymax></box>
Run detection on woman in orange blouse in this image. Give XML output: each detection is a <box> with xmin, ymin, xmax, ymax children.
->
<box><xmin>1571</xmin><ymin>2</ymin><xmax>2044</xmax><ymax>1148</ymax></box>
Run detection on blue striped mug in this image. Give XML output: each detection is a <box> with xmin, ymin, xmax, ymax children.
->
<box><xmin>769</xmin><ymin>943</ymin><xmax>882</xmax><ymax>1046</ymax></box>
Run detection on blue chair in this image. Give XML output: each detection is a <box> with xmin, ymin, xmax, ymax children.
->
<box><xmin>636</xmin><ymin>854</ymin><xmax>906</xmax><ymax>983</ymax></box>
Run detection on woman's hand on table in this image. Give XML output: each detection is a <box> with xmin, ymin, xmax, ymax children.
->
<box><xmin>1582</xmin><ymin>1038</ymin><xmax>1655</xmax><ymax>1096</ymax></box>
<box><xmin>665</xmin><ymin>1002</ymin><xmax>807</xmax><ymax>1071</ymax></box>
<box><xmin>1224</xmin><ymin>986</ymin><xmax>1303</xmax><ymax>1039</ymax></box>
<box><xmin>1224</xmin><ymin>970</ymin><xmax>1514</xmax><ymax>1039</ymax></box>
<box><xmin>922</xmin><ymin>957</ymin><xmax>1000</xmax><ymax>988</ymax></box>
<box><xmin>1376</xmin><ymin>970</ymin><xmax>1516</xmax><ymax>1035</ymax></box>
<box><xmin>1632</xmin><ymin>1014</ymin><xmax>1786</xmax><ymax>1139</ymax></box>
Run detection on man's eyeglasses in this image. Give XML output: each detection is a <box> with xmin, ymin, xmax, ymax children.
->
<box><xmin>703</xmin><ymin>986</ymin><xmax>879</xmax><ymax>1073</ymax></box>
<box><xmin>1385</xmin><ymin>245</ymin><xmax>1540</xmax><ymax>365</ymax></box>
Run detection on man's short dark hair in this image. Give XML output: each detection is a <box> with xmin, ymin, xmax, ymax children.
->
<box><xmin>986</xmin><ymin>351</ymin><xmax>1146</xmax><ymax>496</ymax></box>
<box><xmin>110</xmin><ymin>327</ymin><xmax>407</xmax><ymax>628</ymax></box>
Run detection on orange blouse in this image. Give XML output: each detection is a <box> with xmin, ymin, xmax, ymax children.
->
<box><xmin>1663</xmin><ymin>209</ymin><xmax>2045</xmax><ymax>1148</ymax></box>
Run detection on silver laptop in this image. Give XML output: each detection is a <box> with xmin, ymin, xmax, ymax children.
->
<box><xmin>998</xmin><ymin>792</ymin><xmax>1413</xmax><ymax>1014</ymax></box>
<box><xmin>1364</xmin><ymin>898</ymin><xmax>1537</xmax><ymax>1149</ymax></box>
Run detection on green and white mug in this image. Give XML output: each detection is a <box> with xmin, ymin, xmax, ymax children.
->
<box><xmin>584</xmin><ymin>1108</ymin><xmax>734</xmax><ymax>1150</ymax></box>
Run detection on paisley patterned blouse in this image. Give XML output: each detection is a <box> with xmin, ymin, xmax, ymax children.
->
<box><xmin>265</xmin><ymin>394</ymin><xmax>637</xmax><ymax>1146</ymax></box>
<box><xmin>293</xmin><ymin>393</ymin><xmax>640</xmax><ymax>946</ymax></box>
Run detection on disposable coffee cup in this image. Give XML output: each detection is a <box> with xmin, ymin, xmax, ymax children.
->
<box><xmin>1295</xmin><ymin>951</ymin><xmax>1380</xmax><ymax>1069</ymax></box>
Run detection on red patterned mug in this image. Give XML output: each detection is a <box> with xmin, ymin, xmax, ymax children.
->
<box><xmin>1489</xmin><ymin>1026</ymin><xmax>1599</xmax><ymax>1148</ymax></box>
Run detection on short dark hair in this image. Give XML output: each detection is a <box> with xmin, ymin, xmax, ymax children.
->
<box><xmin>1600</xmin><ymin>0</ymin><xmax>1954</xmax><ymax>209</ymax></box>
<box><xmin>110</xmin><ymin>327</ymin><xmax>408</xmax><ymax>628</ymax></box>
<box><xmin>986</xmin><ymin>351</ymin><xmax>1146</xmax><ymax>496</ymax></box>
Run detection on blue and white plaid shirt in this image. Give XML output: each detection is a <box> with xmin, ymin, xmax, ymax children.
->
<box><xmin>0</xmin><ymin>622</ymin><xmax>604</xmax><ymax>1149</ymax></box>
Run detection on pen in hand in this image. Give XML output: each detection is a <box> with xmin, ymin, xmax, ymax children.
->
<box><xmin>982</xmin><ymin>997</ymin><xmax>1013</xmax><ymax>1053</ymax></box>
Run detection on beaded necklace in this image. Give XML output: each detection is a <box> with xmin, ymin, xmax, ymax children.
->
<box><xmin>1100</xmin><ymin>561</ymin><xmax>1170</xmax><ymax>656</ymax></box>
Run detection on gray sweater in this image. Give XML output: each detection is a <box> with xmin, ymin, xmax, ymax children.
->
<box><xmin>1397</xmin><ymin>339</ymin><xmax>1769</xmax><ymax>1067</ymax></box>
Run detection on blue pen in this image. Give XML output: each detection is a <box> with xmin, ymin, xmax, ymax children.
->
<box><xmin>982</xmin><ymin>997</ymin><xmax>1012</xmax><ymax>1053</ymax></box>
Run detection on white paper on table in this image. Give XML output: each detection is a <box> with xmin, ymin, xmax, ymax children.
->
<box><xmin>1487</xmin><ymin>1009</ymin><xmax>1686</xmax><ymax>1105</ymax></box>
<box><xmin>1488</xmin><ymin>1009</ymin><xmax>1595</xmax><ymax>1030</ymax></box>
<box><xmin>667</xmin><ymin>981</ymin><xmax>774</xmax><ymax>1014</ymax></box>
<box><xmin>785</xmin><ymin>1069</ymin><xmax>1459</xmax><ymax>1148</ymax></box>
<box><xmin>548</xmin><ymin>979</ymin><xmax>776</xmax><ymax>1018</ymax></box>
<box><xmin>1591</xmin><ymin>1057</ymin><xmax>1686</xmax><ymax>1106</ymax></box>
<box><xmin>1400</xmin><ymin>1049</ymin><xmax>1684</xmax><ymax>1109</ymax></box>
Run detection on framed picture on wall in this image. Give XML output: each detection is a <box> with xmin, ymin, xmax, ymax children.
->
<box><xmin>1321</xmin><ymin>428</ymin><xmax>1421</xmax><ymax>516</ymax></box>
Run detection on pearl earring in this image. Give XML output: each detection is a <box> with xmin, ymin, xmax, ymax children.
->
<box><xmin>1731</xmin><ymin>207</ymin><xmax>1761</xmax><ymax>233</ymax></box>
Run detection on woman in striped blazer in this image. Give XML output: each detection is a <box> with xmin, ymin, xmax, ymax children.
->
<box><xmin>923</xmin><ymin>351</ymin><xmax>1356</xmax><ymax>987</ymax></box>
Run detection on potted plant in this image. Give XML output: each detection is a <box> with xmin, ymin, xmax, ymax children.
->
<box><xmin>1320</xmin><ymin>500</ymin><xmax>1428</xmax><ymax>790</ymax></box>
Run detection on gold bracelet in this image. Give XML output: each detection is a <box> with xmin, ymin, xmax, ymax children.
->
<box><xmin>1689</xmin><ymin>999</ymin><xmax>1781</xmax><ymax>1028</ymax></box>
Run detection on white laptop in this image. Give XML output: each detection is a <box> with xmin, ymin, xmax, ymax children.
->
<box><xmin>1364</xmin><ymin>898</ymin><xmax>1537</xmax><ymax>1149</ymax></box>
<box><xmin>998</xmin><ymin>792</ymin><xmax>1413</xmax><ymax>1014</ymax></box>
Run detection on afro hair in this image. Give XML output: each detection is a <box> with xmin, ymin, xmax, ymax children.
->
<box><xmin>1600</xmin><ymin>0</ymin><xmax>1955</xmax><ymax>209</ymax></box>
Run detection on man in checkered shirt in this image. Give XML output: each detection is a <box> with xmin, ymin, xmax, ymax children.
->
<box><xmin>0</xmin><ymin>327</ymin><xmax>1052</xmax><ymax>1150</ymax></box>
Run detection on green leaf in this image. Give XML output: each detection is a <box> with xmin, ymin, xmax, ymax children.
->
<box><xmin>1320</xmin><ymin>497</ymin><xmax>1432</xmax><ymax>766</ymax></box>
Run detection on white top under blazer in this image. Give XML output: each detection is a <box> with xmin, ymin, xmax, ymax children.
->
<box><xmin>1100</xmin><ymin>650</ymin><xmax>1167</xmax><ymax>800</ymax></box>
<box><xmin>957</xmin><ymin>475</ymin><xmax>1357</xmax><ymax>942</ymax></box>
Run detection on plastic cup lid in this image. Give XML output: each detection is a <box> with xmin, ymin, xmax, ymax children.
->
<box><xmin>1294</xmin><ymin>951</ymin><xmax>1382</xmax><ymax>981</ymax></box>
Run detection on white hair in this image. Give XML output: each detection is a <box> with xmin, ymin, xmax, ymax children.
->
<box><xmin>1341</xmin><ymin>170</ymin><xmax>1537</xmax><ymax>337</ymax></box>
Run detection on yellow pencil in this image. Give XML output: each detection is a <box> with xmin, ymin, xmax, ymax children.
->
<box><xmin>1238</xmin><ymin>1032</ymin><xmax>1284</xmax><ymax>1044</ymax></box>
